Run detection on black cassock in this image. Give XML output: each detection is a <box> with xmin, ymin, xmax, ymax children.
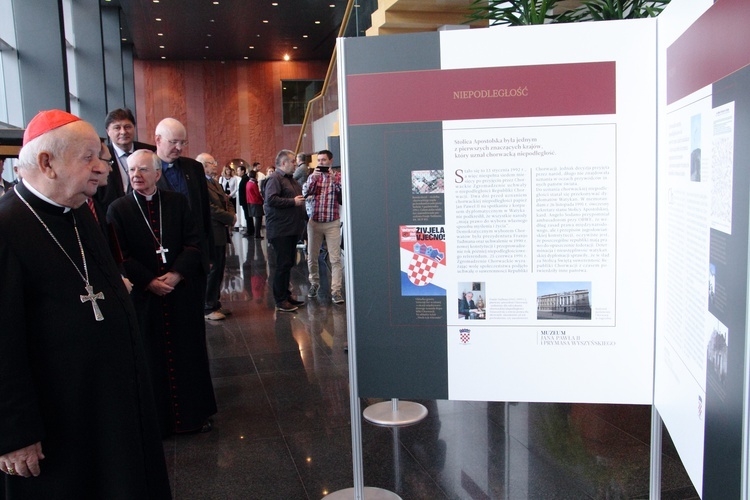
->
<box><xmin>0</xmin><ymin>181</ymin><xmax>171</xmax><ymax>499</ymax></box>
<box><xmin>108</xmin><ymin>189</ymin><xmax>216</xmax><ymax>436</ymax></box>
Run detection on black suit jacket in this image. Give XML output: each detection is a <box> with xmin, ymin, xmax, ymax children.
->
<box><xmin>96</xmin><ymin>141</ymin><xmax>155</xmax><ymax>212</ymax></box>
<box><xmin>156</xmin><ymin>156</ymin><xmax>213</xmax><ymax>273</ymax></box>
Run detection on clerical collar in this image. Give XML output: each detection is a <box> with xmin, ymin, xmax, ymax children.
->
<box><xmin>21</xmin><ymin>179</ymin><xmax>71</xmax><ymax>212</ymax></box>
<box><xmin>134</xmin><ymin>189</ymin><xmax>158</xmax><ymax>201</ymax></box>
<box><xmin>162</xmin><ymin>160</ymin><xmax>174</xmax><ymax>170</ymax></box>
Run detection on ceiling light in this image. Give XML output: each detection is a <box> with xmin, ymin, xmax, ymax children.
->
<box><xmin>205</xmin><ymin>46</ymin><xmax>210</xmax><ymax>49</ymax></box>
<box><xmin>329</xmin><ymin>4</ymin><xmax>335</xmax><ymax>6</ymax></box>
<box><xmin>159</xmin><ymin>45</ymin><xmax>165</xmax><ymax>49</ymax></box>
<box><xmin>157</xmin><ymin>33</ymin><xmax>164</xmax><ymax>36</ymax></box>
<box><xmin>153</xmin><ymin>0</ymin><xmax>159</xmax><ymax>3</ymax></box>
<box><xmin>263</xmin><ymin>20</ymin><xmax>269</xmax><ymax>23</ymax></box>
<box><xmin>293</xmin><ymin>46</ymin><xmax>298</xmax><ymax>49</ymax></box>
<box><xmin>244</xmin><ymin>56</ymin><xmax>249</xmax><ymax>60</ymax></box>
<box><xmin>271</xmin><ymin>2</ymin><xmax>278</xmax><ymax>4</ymax></box>
<box><xmin>302</xmin><ymin>35</ymin><xmax>308</xmax><ymax>38</ymax></box>
<box><xmin>161</xmin><ymin>56</ymin><xmax>166</xmax><ymax>59</ymax></box>
<box><xmin>314</xmin><ymin>20</ymin><xmax>321</xmax><ymax>24</ymax></box>
<box><xmin>249</xmin><ymin>45</ymin><xmax>255</xmax><ymax>49</ymax></box>
<box><xmin>207</xmin><ymin>34</ymin><xmax>212</xmax><ymax>37</ymax></box>
<box><xmin>155</xmin><ymin>18</ymin><xmax>162</xmax><ymax>21</ymax></box>
<box><xmin>213</xmin><ymin>1</ymin><xmax>220</xmax><ymax>4</ymax></box>
<box><xmin>121</xmin><ymin>38</ymin><xmax>127</xmax><ymax>41</ymax></box>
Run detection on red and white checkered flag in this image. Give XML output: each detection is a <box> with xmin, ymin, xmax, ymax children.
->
<box><xmin>407</xmin><ymin>254</ymin><xmax>438</xmax><ymax>286</ymax></box>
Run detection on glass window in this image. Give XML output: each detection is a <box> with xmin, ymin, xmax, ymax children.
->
<box><xmin>281</xmin><ymin>80</ymin><xmax>323</xmax><ymax>125</ymax></box>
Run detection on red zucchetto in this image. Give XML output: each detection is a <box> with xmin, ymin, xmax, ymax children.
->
<box><xmin>23</xmin><ymin>109</ymin><xmax>82</xmax><ymax>145</ymax></box>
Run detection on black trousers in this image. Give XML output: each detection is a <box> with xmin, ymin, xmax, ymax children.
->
<box><xmin>205</xmin><ymin>244</ymin><xmax>226</xmax><ymax>312</ymax></box>
<box><xmin>269</xmin><ymin>235</ymin><xmax>297</xmax><ymax>305</ymax></box>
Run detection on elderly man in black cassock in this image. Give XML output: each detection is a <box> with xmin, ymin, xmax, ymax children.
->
<box><xmin>0</xmin><ymin>110</ymin><xmax>171</xmax><ymax>498</ymax></box>
<box><xmin>108</xmin><ymin>149</ymin><xmax>216</xmax><ymax>437</ymax></box>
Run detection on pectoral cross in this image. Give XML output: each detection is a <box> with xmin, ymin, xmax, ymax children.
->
<box><xmin>80</xmin><ymin>284</ymin><xmax>105</xmax><ymax>321</ymax></box>
<box><xmin>156</xmin><ymin>246</ymin><xmax>169</xmax><ymax>263</ymax></box>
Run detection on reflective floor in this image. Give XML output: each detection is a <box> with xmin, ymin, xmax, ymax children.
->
<box><xmin>162</xmin><ymin>232</ymin><xmax>700</xmax><ymax>499</ymax></box>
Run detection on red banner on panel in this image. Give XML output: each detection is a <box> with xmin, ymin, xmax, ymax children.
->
<box><xmin>666</xmin><ymin>0</ymin><xmax>750</xmax><ymax>105</ymax></box>
<box><xmin>346</xmin><ymin>62</ymin><xmax>616</xmax><ymax>125</ymax></box>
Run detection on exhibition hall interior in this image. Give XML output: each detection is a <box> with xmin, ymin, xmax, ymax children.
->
<box><xmin>0</xmin><ymin>0</ymin><xmax>707</xmax><ymax>498</ymax></box>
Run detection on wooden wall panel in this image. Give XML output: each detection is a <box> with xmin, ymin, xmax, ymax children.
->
<box><xmin>133</xmin><ymin>59</ymin><xmax>327</xmax><ymax>169</ymax></box>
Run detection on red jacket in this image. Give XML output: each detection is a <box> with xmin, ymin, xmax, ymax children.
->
<box><xmin>245</xmin><ymin>179</ymin><xmax>263</xmax><ymax>205</ymax></box>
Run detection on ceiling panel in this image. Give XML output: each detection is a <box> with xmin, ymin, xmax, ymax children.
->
<box><xmin>108</xmin><ymin>0</ymin><xmax>348</xmax><ymax>61</ymax></box>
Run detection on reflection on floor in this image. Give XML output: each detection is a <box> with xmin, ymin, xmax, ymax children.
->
<box><xmin>162</xmin><ymin>233</ymin><xmax>699</xmax><ymax>499</ymax></box>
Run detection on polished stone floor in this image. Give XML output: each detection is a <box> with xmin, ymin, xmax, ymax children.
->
<box><xmin>162</xmin><ymin>232</ymin><xmax>700</xmax><ymax>499</ymax></box>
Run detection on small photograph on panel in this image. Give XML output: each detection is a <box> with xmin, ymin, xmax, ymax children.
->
<box><xmin>458</xmin><ymin>282</ymin><xmax>486</xmax><ymax>320</ymax></box>
<box><xmin>690</xmin><ymin>113</ymin><xmax>702</xmax><ymax>182</ymax></box>
<box><xmin>536</xmin><ymin>282</ymin><xmax>592</xmax><ymax>320</ymax></box>
<box><xmin>708</xmin><ymin>262</ymin><xmax>716</xmax><ymax>307</ymax></box>
<box><xmin>706</xmin><ymin>314</ymin><xmax>728</xmax><ymax>391</ymax></box>
<box><xmin>411</xmin><ymin>170</ymin><xmax>444</xmax><ymax>194</ymax></box>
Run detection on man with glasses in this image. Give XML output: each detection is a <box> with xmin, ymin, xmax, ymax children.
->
<box><xmin>154</xmin><ymin>117</ymin><xmax>213</xmax><ymax>282</ymax></box>
<box><xmin>0</xmin><ymin>110</ymin><xmax>171</xmax><ymax>498</ymax></box>
<box><xmin>97</xmin><ymin>108</ymin><xmax>154</xmax><ymax>211</ymax></box>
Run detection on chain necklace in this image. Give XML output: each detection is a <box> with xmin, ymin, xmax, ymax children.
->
<box><xmin>133</xmin><ymin>189</ymin><xmax>169</xmax><ymax>263</ymax></box>
<box><xmin>15</xmin><ymin>189</ymin><xmax>105</xmax><ymax>321</ymax></box>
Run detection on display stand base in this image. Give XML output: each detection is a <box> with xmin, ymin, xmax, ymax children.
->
<box><xmin>362</xmin><ymin>400</ymin><xmax>428</xmax><ymax>427</ymax></box>
<box><xmin>323</xmin><ymin>487</ymin><xmax>402</xmax><ymax>499</ymax></box>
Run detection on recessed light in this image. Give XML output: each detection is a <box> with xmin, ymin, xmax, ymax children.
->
<box><xmin>249</xmin><ymin>46</ymin><xmax>255</xmax><ymax>49</ymax></box>
<box><xmin>329</xmin><ymin>4</ymin><xmax>335</xmax><ymax>7</ymax></box>
<box><xmin>314</xmin><ymin>20</ymin><xmax>321</xmax><ymax>24</ymax></box>
<box><xmin>207</xmin><ymin>34</ymin><xmax>212</xmax><ymax>37</ymax></box>
<box><xmin>157</xmin><ymin>33</ymin><xmax>164</xmax><ymax>36</ymax></box>
<box><xmin>293</xmin><ymin>46</ymin><xmax>298</xmax><ymax>49</ymax></box>
<box><xmin>210</xmin><ymin>19</ymin><xmax>215</xmax><ymax>22</ymax></box>
<box><xmin>271</xmin><ymin>2</ymin><xmax>278</xmax><ymax>4</ymax></box>
<box><xmin>155</xmin><ymin>18</ymin><xmax>162</xmax><ymax>21</ymax></box>
<box><xmin>205</xmin><ymin>46</ymin><xmax>210</xmax><ymax>49</ymax></box>
<box><xmin>262</xmin><ymin>20</ymin><xmax>269</xmax><ymax>23</ymax></box>
<box><xmin>153</xmin><ymin>0</ymin><xmax>159</xmax><ymax>3</ymax></box>
<box><xmin>121</xmin><ymin>38</ymin><xmax>127</xmax><ymax>41</ymax></box>
<box><xmin>213</xmin><ymin>1</ymin><xmax>219</xmax><ymax>4</ymax></box>
<box><xmin>161</xmin><ymin>56</ymin><xmax>166</xmax><ymax>59</ymax></box>
<box><xmin>302</xmin><ymin>34</ymin><xmax>308</xmax><ymax>38</ymax></box>
<box><xmin>244</xmin><ymin>56</ymin><xmax>249</xmax><ymax>60</ymax></box>
<box><xmin>159</xmin><ymin>45</ymin><xmax>165</xmax><ymax>49</ymax></box>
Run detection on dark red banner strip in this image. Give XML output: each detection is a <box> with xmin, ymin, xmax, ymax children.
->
<box><xmin>346</xmin><ymin>62</ymin><xmax>616</xmax><ymax>126</ymax></box>
<box><xmin>667</xmin><ymin>0</ymin><xmax>750</xmax><ymax>105</ymax></box>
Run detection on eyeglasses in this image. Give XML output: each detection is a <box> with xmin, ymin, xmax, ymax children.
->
<box><xmin>99</xmin><ymin>158</ymin><xmax>115</xmax><ymax>168</ymax></box>
<box><xmin>168</xmin><ymin>139</ymin><xmax>188</xmax><ymax>147</ymax></box>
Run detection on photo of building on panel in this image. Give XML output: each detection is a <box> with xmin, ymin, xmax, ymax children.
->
<box><xmin>537</xmin><ymin>282</ymin><xmax>592</xmax><ymax>320</ymax></box>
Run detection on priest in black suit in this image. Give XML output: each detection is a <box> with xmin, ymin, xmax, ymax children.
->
<box><xmin>108</xmin><ymin>149</ymin><xmax>216</xmax><ymax>436</ymax></box>
<box><xmin>0</xmin><ymin>110</ymin><xmax>170</xmax><ymax>498</ymax></box>
<box><xmin>96</xmin><ymin>108</ymin><xmax>155</xmax><ymax>212</ymax></box>
<box><xmin>153</xmin><ymin>117</ymin><xmax>213</xmax><ymax>275</ymax></box>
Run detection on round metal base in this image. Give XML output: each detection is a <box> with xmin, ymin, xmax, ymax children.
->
<box><xmin>323</xmin><ymin>487</ymin><xmax>402</xmax><ymax>499</ymax></box>
<box><xmin>363</xmin><ymin>401</ymin><xmax>428</xmax><ymax>427</ymax></box>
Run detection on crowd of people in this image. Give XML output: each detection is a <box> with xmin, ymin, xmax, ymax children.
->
<box><xmin>0</xmin><ymin>108</ymin><xmax>345</xmax><ymax>498</ymax></box>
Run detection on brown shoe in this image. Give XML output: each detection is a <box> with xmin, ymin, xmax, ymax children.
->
<box><xmin>275</xmin><ymin>301</ymin><xmax>298</xmax><ymax>312</ymax></box>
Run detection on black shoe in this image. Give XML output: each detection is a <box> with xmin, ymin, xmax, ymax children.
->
<box><xmin>287</xmin><ymin>297</ymin><xmax>306</xmax><ymax>307</ymax></box>
<box><xmin>178</xmin><ymin>419</ymin><xmax>212</xmax><ymax>434</ymax></box>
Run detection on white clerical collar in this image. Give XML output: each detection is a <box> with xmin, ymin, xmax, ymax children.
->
<box><xmin>112</xmin><ymin>144</ymin><xmax>133</xmax><ymax>157</ymax></box>
<box><xmin>21</xmin><ymin>179</ymin><xmax>71</xmax><ymax>212</ymax></box>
